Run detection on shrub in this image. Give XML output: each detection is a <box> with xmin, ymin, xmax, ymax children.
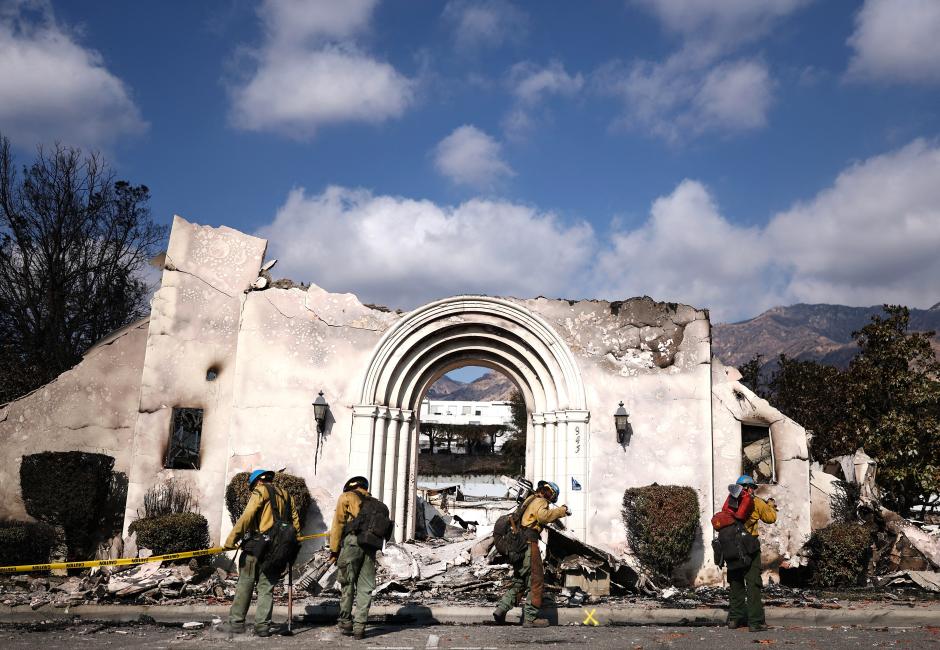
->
<box><xmin>20</xmin><ymin>451</ymin><xmax>115</xmax><ymax>560</ymax></box>
<box><xmin>225</xmin><ymin>472</ymin><xmax>312</xmax><ymax>527</ymax></box>
<box><xmin>807</xmin><ymin>522</ymin><xmax>873</xmax><ymax>587</ymax></box>
<box><xmin>141</xmin><ymin>480</ymin><xmax>197</xmax><ymax>518</ymax></box>
<box><xmin>129</xmin><ymin>512</ymin><xmax>210</xmax><ymax>559</ymax></box>
<box><xmin>622</xmin><ymin>484</ymin><xmax>700</xmax><ymax>578</ymax></box>
<box><xmin>829</xmin><ymin>480</ymin><xmax>862</xmax><ymax>524</ymax></box>
<box><xmin>0</xmin><ymin>520</ymin><xmax>56</xmax><ymax>567</ymax></box>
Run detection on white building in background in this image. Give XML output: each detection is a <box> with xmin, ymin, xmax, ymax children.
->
<box><xmin>419</xmin><ymin>399</ymin><xmax>513</xmax><ymax>427</ymax></box>
<box><xmin>418</xmin><ymin>399</ymin><xmax>515</xmax><ymax>453</ymax></box>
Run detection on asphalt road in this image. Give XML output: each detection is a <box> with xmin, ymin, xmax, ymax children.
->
<box><xmin>3</xmin><ymin>621</ymin><xmax>939</xmax><ymax>649</ymax></box>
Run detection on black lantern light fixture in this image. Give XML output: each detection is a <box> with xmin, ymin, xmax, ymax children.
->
<box><xmin>614</xmin><ymin>401</ymin><xmax>629</xmax><ymax>444</ymax></box>
<box><xmin>313</xmin><ymin>390</ymin><xmax>329</xmax><ymax>433</ymax></box>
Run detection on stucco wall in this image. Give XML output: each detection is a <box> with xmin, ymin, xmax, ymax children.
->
<box><xmin>521</xmin><ymin>297</ymin><xmax>716</xmax><ymax>582</ymax></box>
<box><xmin>711</xmin><ymin>360</ymin><xmax>813</xmax><ymax>569</ymax></box>
<box><xmin>0</xmin><ymin>319</ymin><xmax>148</xmax><ymax>521</ymax></box>
<box><xmin>123</xmin><ymin>216</ymin><xmax>267</xmax><ymax>541</ymax></box>
<box><xmin>220</xmin><ymin>284</ymin><xmax>398</xmax><ymax>549</ymax></box>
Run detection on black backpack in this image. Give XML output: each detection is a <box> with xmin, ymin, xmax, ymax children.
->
<box><xmin>346</xmin><ymin>492</ymin><xmax>393</xmax><ymax>551</ymax></box>
<box><xmin>258</xmin><ymin>484</ymin><xmax>301</xmax><ymax>576</ymax></box>
<box><xmin>493</xmin><ymin>496</ymin><xmax>537</xmax><ymax>563</ymax></box>
<box><xmin>712</xmin><ymin>520</ymin><xmax>760</xmax><ymax>571</ymax></box>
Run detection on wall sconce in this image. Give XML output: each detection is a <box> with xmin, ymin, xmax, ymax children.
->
<box><xmin>313</xmin><ymin>390</ymin><xmax>330</xmax><ymax>433</ymax></box>
<box><xmin>614</xmin><ymin>401</ymin><xmax>630</xmax><ymax>444</ymax></box>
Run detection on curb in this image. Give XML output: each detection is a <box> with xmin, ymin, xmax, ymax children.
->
<box><xmin>1</xmin><ymin>604</ymin><xmax>937</xmax><ymax>628</ymax></box>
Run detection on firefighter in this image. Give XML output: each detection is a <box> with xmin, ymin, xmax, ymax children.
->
<box><xmin>727</xmin><ymin>474</ymin><xmax>777</xmax><ymax>632</ymax></box>
<box><xmin>492</xmin><ymin>480</ymin><xmax>569</xmax><ymax>627</ymax></box>
<box><xmin>329</xmin><ymin>476</ymin><xmax>380</xmax><ymax>640</ymax></box>
<box><xmin>223</xmin><ymin>469</ymin><xmax>301</xmax><ymax>636</ymax></box>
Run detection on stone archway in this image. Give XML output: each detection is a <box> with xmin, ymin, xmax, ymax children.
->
<box><xmin>349</xmin><ymin>296</ymin><xmax>590</xmax><ymax>542</ymax></box>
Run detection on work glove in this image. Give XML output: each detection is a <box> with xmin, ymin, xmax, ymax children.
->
<box><xmin>328</xmin><ymin>552</ymin><xmax>338</xmax><ymax>564</ymax></box>
<box><xmin>563</xmin><ymin>505</ymin><xmax>571</xmax><ymax>516</ymax></box>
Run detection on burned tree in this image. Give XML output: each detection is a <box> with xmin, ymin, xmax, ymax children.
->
<box><xmin>0</xmin><ymin>135</ymin><xmax>165</xmax><ymax>402</ymax></box>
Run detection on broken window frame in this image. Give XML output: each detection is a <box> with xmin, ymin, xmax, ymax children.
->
<box><xmin>165</xmin><ymin>407</ymin><xmax>204</xmax><ymax>470</ymax></box>
<box><xmin>740</xmin><ymin>420</ymin><xmax>776</xmax><ymax>484</ymax></box>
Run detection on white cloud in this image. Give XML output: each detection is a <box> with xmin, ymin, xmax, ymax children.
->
<box><xmin>693</xmin><ymin>59</ymin><xmax>773</xmax><ymax>131</ymax></box>
<box><xmin>503</xmin><ymin>60</ymin><xmax>583</xmax><ymax>139</ymax></box>
<box><xmin>598</xmin><ymin>0</ymin><xmax>809</xmax><ymax>141</ymax></box>
<box><xmin>599</xmin><ymin>55</ymin><xmax>773</xmax><ymax>141</ymax></box>
<box><xmin>594</xmin><ymin>180</ymin><xmax>774</xmax><ymax>320</ymax></box>
<box><xmin>258</xmin><ymin>141</ymin><xmax>940</xmax><ymax>321</ymax></box>
<box><xmin>508</xmin><ymin>60</ymin><xmax>584</xmax><ymax>105</ymax></box>
<box><xmin>634</xmin><ymin>0</ymin><xmax>811</xmax><ymax>49</ymax></box>
<box><xmin>230</xmin><ymin>0</ymin><xmax>415</xmax><ymax>138</ymax></box>
<box><xmin>597</xmin><ymin>140</ymin><xmax>940</xmax><ymax>320</ymax></box>
<box><xmin>766</xmin><ymin>139</ymin><xmax>940</xmax><ymax>307</ymax></box>
<box><xmin>256</xmin><ymin>186</ymin><xmax>594</xmax><ymax>309</ymax></box>
<box><xmin>443</xmin><ymin>0</ymin><xmax>527</xmax><ymax>53</ymax></box>
<box><xmin>0</xmin><ymin>0</ymin><xmax>145</xmax><ymax>150</ymax></box>
<box><xmin>847</xmin><ymin>0</ymin><xmax>940</xmax><ymax>84</ymax></box>
<box><xmin>433</xmin><ymin>125</ymin><xmax>514</xmax><ymax>188</ymax></box>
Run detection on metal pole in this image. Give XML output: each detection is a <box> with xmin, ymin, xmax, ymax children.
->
<box><xmin>287</xmin><ymin>563</ymin><xmax>294</xmax><ymax>634</ymax></box>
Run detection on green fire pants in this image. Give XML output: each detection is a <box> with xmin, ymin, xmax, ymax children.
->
<box><xmin>338</xmin><ymin>533</ymin><xmax>376</xmax><ymax>629</ymax></box>
<box><xmin>728</xmin><ymin>551</ymin><xmax>765</xmax><ymax>626</ymax></box>
<box><xmin>229</xmin><ymin>552</ymin><xmax>275</xmax><ymax>632</ymax></box>
<box><xmin>496</xmin><ymin>543</ymin><xmax>543</xmax><ymax>623</ymax></box>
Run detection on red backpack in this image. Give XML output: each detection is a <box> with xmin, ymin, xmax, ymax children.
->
<box><xmin>711</xmin><ymin>491</ymin><xmax>754</xmax><ymax>531</ymax></box>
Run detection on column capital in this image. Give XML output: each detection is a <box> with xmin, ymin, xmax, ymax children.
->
<box><xmin>352</xmin><ymin>404</ymin><xmax>378</xmax><ymax>418</ymax></box>
<box><xmin>559</xmin><ymin>409</ymin><xmax>590</xmax><ymax>423</ymax></box>
<box><xmin>532</xmin><ymin>412</ymin><xmax>547</xmax><ymax>425</ymax></box>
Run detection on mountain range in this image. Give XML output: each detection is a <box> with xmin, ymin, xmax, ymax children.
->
<box><xmin>711</xmin><ymin>302</ymin><xmax>940</xmax><ymax>371</ymax></box>
<box><xmin>428</xmin><ymin>371</ymin><xmax>516</xmax><ymax>402</ymax></box>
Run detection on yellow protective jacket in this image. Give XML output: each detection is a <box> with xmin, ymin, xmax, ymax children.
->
<box><xmin>520</xmin><ymin>495</ymin><xmax>567</xmax><ymax>533</ymax></box>
<box><xmin>744</xmin><ymin>497</ymin><xmax>777</xmax><ymax>537</ymax></box>
<box><xmin>225</xmin><ymin>484</ymin><xmax>301</xmax><ymax>549</ymax></box>
<box><xmin>329</xmin><ymin>487</ymin><xmax>370</xmax><ymax>553</ymax></box>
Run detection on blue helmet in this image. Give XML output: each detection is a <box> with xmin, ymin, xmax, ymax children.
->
<box><xmin>537</xmin><ymin>480</ymin><xmax>561</xmax><ymax>503</ymax></box>
<box><xmin>249</xmin><ymin>469</ymin><xmax>274</xmax><ymax>486</ymax></box>
<box><xmin>736</xmin><ymin>474</ymin><xmax>757</xmax><ymax>487</ymax></box>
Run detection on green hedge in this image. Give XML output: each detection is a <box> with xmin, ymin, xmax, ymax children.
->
<box><xmin>808</xmin><ymin>522</ymin><xmax>873</xmax><ymax>587</ymax></box>
<box><xmin>129</xmin><ymin>513</ymin><xmax>210</xmax><ymax>560</ymax></box>
<box><xmin>0</xmin><ymin>520</ymin><xmax>56</xmax><ymax>567</ymax></box>
<box><xmin>225</xmin><ymin>472</ymin><xmax>311</xmax><ymax>527</ymax></box>
<box><xmin>622</xmin><ymin>484</ymin><xmax>700</xmax><ymax>578</ymax></box>
<box><xmin>20</xmin><ymin>451</ymin><xmax>115</xmax><ymax>560</ymax></box>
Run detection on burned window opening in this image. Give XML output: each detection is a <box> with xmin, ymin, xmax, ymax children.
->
<box><xmin>206</xmin><ymin>367</ymin><xmax>219</xmax><ymax>381</ymax></box>
<box><xmin>742</xmin><ymin>422</ymin><xmax>775</xmax><ymax>484</ymax></box>
<box><xmin>165</xmin><ymin>407</ymin><xmax>204</xmax><ymax>470</ymax></box>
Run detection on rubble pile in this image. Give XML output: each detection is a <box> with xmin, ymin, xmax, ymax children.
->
<box><xmin>293</xmin><ymin>518</ymin><xmax>641</xmax><ymax>608</ymax></box>
<box><xmin>0</xmin><ymin>560</ymin><xmax>241</xmax><ymax>609</ymax></box>
<box><xmin>811</xmin><ymin>448</ymin><xmax>940</xmax><ymax>589</ymax></box>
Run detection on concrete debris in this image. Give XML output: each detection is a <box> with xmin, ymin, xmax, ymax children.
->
<box><xmin>879</xmin><ymin>508</ymin><xmax>940</xmax><ymax>570</ymax></box>
<box><xmin>182</xmin><ymin>621</ymin><xmax>204</xmax><ymax>629</ymax></box>
<box><xmin>874</xmin><ymin>570</ymin><xmax>940</xmax><ymax>592</ymax></box>
<box><xmin>0</xmin><ymin>558</ymin><xmax>240</xmax><ymax>609</ymax></box>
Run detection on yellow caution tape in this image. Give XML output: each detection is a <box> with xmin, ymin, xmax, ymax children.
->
<box><xmin>0</xmin><ymin>531</ymin><xmax>331</xmax><ymax>575</ymax></box>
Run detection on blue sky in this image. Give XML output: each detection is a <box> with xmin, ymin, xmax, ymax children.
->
<box><xmin>2</xmin><ymin>0</ymin><xmax>940</xmax><ymax>326</ymax></box>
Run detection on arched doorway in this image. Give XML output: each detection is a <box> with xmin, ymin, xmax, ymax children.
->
<box><xmin>349</xmin><ymin>296</ymin><xmax>590</xmax><ymax>542</ymax></box>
